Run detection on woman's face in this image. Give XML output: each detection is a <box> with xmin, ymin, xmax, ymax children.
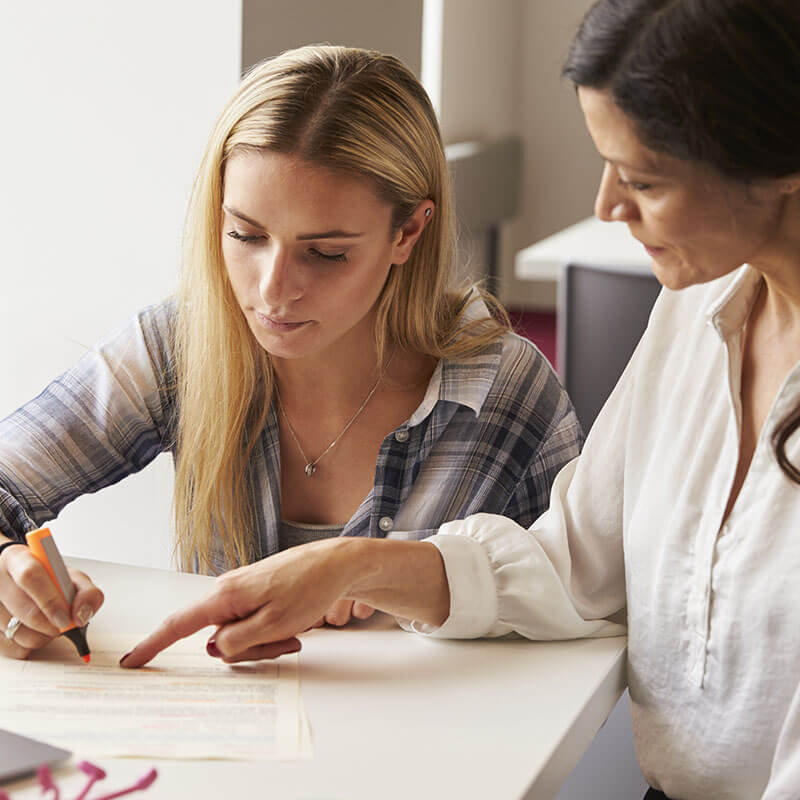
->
<box><xmin>578</xmin><ymin>87</ymin><xmax>785</xmax><ymax>290</ymax></box>
<box><xmin>221</xmin><ymin>151</ymin><xmax>429</xmax><ymax>363</ymax></box>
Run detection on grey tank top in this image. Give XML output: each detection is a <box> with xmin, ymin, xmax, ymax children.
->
<box><xmin>278</xmin><ymin>518</ymin><xmax>346</xmax><ymax>550</ymax></box>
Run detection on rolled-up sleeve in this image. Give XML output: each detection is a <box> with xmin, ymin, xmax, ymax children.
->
<box><xmin>420</xmin><ymin>461</ymin><xmax>626</xmax><ymax>640</ymax></box>
<box><xmin>0</xmin><ymin>302</ymin><xmax>176</xmax><ymax>540</ymax></box>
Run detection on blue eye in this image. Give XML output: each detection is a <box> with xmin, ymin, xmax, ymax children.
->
<box><xmin>309</xmin><ymin>248</ymin><xmax>348</xmax><ymax>263</ymax></box>
<box><xmin>226</xmin><ymin>230</ymin><xmax>263</xmax><ymax>244</ymax></box>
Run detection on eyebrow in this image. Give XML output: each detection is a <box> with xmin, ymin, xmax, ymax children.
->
<box><xmin>295</xmin><ymin>230</ymin><xmax>364</xmax><ymax>240</ymax></box>
<box><xmin>600</xmin><ymin>154</ymin><xmax>662</xmax><ymax>175</ymax></box>
<box><xmin>222</xmin><ymin>205</ymin><xmax>364</xmax><ymax>240</ymax></box>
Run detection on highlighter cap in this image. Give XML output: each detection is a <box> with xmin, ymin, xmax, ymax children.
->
<box><xmin>63</xmin><ymin>627</ymin><xmax>91</xmax><ymax>662</ymax></box>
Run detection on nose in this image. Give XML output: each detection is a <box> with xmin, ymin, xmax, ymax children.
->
<box><xmin>258</xmin><ymin>245</ymin><xmax>302</xmax><ymax>307</ymax></box>
<box><xmin>594</xmin><ymin>162</ymin><xmax>640</xmax><ymax>223</ymax></box>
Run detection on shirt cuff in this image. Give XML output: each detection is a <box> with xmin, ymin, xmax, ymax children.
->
<box><xmin>403</xmin><ymin>532</ymin><xmax>498</xmax><ymax>639</ymax></box>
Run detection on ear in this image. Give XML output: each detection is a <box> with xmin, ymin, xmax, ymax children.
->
<box><xmin>390</xmin><ymin>200</ymin><xmax>435</xmax><ymax>265</ymax></box>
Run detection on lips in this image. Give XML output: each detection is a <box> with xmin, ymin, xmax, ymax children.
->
<box><xmin>639</xmin><ymin>242</ymin><xmax>666</xmax><ymax>258</ymax></box>
<box><xmin>254</xmin><ymin>311</ymin><xmax>310</xmax><ymax>332</ymax></box>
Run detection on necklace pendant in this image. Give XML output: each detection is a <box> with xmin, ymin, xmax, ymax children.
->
<box><xmin>304</xmin><ymin>463</ymin><xmax>316</xmax><ymax>477</ymax></box>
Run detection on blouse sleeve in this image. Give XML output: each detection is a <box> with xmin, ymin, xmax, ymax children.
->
<box><xmin>410</xmin><ymin>330</ymin><xmax>640</xmax><ymax>641</ymax></box>
<box><xmin>0</xmin><ymin>301</ymin><xmax>176</xmax><ymax>540</ymax></box>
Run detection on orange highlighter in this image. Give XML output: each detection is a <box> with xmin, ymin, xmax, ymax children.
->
<box><xmin>25</xmin><ymin>527</ymin><xmax>91</xmax><ymax>663</ymax></box>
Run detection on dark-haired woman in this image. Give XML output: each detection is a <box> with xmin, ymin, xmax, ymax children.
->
<box><xmin>123</xmin><ymin>4</ymin><xmax>800</xmax><ymax>796</ymax></box>
<box><xmin>412</xmin><ymin>2</ymin><xmax>799</xmax><ymax>797</ymax></box>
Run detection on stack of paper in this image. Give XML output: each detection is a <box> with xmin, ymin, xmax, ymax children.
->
<box><xmin>0</xmin><ymin>631</ymin><xmax>311</xmax><ymax>761</ymax></box>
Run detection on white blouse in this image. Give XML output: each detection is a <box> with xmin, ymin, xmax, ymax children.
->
<box><xmin>416</xmin><ymin>266</ymin><xmax>800</xmax><ymax>800</ymax></box>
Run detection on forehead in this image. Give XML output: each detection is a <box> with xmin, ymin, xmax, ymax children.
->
<box><xmin>577</xmin><ymin>87</ymin><xmax>667</xmax><ymax>174</ymax></box>
<box><xmin>222</xmin><ymin>150</ymin><xmax>390</xmax><ymax>226</ymax></box>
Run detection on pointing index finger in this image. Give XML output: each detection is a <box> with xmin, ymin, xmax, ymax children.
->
<box><xmin>119</xmin><ymin>597</ymin><xmax>223</xmax><ymax>668</ymax></box>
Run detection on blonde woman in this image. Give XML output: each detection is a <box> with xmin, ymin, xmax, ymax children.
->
<box><xmin>0</xmin><ymin>46</ymin><xmax>580</xmax><ymax>661</ymax></box>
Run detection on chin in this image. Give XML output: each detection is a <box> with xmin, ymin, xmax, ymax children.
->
<box><xmin>247</xmin><ymin>329</ymin><xmax>302</xmax><ymax>360</ymax></box>
<box><xmin>258</xmin><ymin>338</ymin><xmax>310</xmax><ymax>360</ymax></box>
<box><xmin>652</xmin><ymin>271</ymin><xmax>689</xmax><ymax>291</ymax></box>
<box><xmin>649</xmin><ymin>258</ymin><xmax>698</xmax><ymax>291</ymax></box>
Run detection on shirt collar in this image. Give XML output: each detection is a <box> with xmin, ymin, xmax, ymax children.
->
<box><xmin>705</xmin><ymin>265</ymin><xmax>764</xmax><ymax>341</ymax></box>
<box><xmin>407</xmin><ymin>295</ymin><xmax>504</xmax><ymax>427</ymax></box>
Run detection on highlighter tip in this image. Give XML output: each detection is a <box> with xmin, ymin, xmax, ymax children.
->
<box><xmin>82</xmin><ymin>654</ymin><xmax>91</xmax><ymax>663</ymax></box>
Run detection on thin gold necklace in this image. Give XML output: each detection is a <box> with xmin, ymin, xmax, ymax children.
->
<box><xmin>275</xmin><ymin>354</ymin><xmax>394</xmax><ymax>477</ymax></box>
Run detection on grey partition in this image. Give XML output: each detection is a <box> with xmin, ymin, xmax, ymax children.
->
<box><xmin>558</xmin><ymin>262</ymin><xmax>661</xmax><ymax>433</ymax></box>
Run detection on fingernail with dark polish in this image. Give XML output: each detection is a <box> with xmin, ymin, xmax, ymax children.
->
<box><xmin>206</xmin><ymin>640</ymin><xmax>221</xmax><ymax>657</ymax></box>
<box><xmin>119</xmin><ymin>651</ymin><xmax>133</xmax><ymax>667</ymax></box>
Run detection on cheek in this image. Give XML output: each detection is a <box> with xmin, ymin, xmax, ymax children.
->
<box><xmin>642</xmin><ymin>197</ymin><xmax>691</xmax><ymax>236</ymax></box>
<box><xmin>220</xmin><ymin>245</ymin><xmax>253</xmax><ymax>299</ymax></box>
<box><xmin>361</xmin><ymin>259</ymin><xmax>394</xmax><ymax>303</ymax></box>
<box><xmin>645</xmin><ymin>199</ymin><xmax>726</xmax><ymax>250</ymax></box>
<box><xmin>336</xmin><ymin>248</ymin><xmax>394</xmax><ymax>296</ymax></box>
<box><xmin>221</xmin><ymin>239</ymin><xmax>238</xmax><ymax>272</ymax></box>
<box><xmin>221</xmin><ymin>239</ymin><xmax>253</xmax><ymax>274</ymax></box>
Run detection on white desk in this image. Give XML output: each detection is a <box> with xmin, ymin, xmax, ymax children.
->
<box><xmin>515</xmin><ymin>216</ymin><xmax>651</xmax><ymax>282</ymax></box>
<box><xmin>6</xmin><ymin>558</ymin><xmax>626</xmax><ymax>800</ymax></box>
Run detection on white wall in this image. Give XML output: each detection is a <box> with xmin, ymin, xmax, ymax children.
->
<box><xmin>0</xmin><ymin>1</ymin><xmax>242</xmax><ymax>567</ymax></box>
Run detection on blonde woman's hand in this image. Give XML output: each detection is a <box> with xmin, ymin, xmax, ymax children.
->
<box><xmin>0</xmin><ymin>542</ymin><xmax>104</xmax><ymax>660</ymax></box>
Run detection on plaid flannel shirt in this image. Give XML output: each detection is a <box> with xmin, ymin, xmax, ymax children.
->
<box><xmin>0</xmin><ymin>300</ymin><xmax>582</xmax><ymax>572</ymax></box>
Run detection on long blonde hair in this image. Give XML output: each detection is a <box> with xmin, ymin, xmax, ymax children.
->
<box><xmin>174</xmin><ymin>45</ymin><xmax>509</xmax><ymax>573</ymax></box>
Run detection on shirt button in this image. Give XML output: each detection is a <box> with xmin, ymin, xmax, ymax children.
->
<box><xmin>378</xmin><ymin>516</ymin><xmax>394</xmax><ymax>532</ymax></box>
<box><xmin>394</xmin><ymin>429</ymin><xmax>409</xmax><ymax>442</ymax></box>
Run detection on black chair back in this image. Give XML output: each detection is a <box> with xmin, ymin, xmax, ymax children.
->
<box><xmin>558</xmin><ymin>262</ymin><xmax>661</xmax><ymax>433</ymax></box>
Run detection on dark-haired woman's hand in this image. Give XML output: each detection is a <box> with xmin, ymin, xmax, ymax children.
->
<box><xmin>120</xmin><ymin>536</ymin><xmax>449</xmax><ymax>667</ymax></box>
<box><xmin>120</xmin><ymin>537</ymin><xmax>364</xmax><ymax>667</ymax></box>
<box><xmin>321</xmin><ymin>597</ymin><xmax>376</xmax><ymax>627</ymax></box>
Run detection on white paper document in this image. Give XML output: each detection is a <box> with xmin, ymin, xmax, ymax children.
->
<box><xmin>0</xmin><ymin>632</ymin><xmax>311</xmax><ymax>760</ymax></box>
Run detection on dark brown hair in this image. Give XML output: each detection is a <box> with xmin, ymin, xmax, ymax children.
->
<box><xmin>563</xmin><ymin>0</ymin><xmax>800</xmax><ymax>483</ymax></box>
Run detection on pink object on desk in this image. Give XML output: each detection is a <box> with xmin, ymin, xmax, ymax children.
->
<box><xmin>36</xmin><ymin>764</ymin><xmax>59</xmax><ymax>799</ymax></box>
<box><xmin>28</xmin><ymin>761</ymin><xmax>157</xmax><ymax>800</ymax></box>
<box><xmin>92</xmin><ymin>769</ymin><xmax>157</xmax><ymax>800</ymax></box>
<box><xmin>74</xmin><ymin>762</ymin><xmax>106</xmax><ymax>800</ymax></box>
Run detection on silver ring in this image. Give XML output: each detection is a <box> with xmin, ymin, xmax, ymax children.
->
<box><xmin>4</xmin><ymin>616</ymin><xmax>22</xmax><ymax>641</ymax></box>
